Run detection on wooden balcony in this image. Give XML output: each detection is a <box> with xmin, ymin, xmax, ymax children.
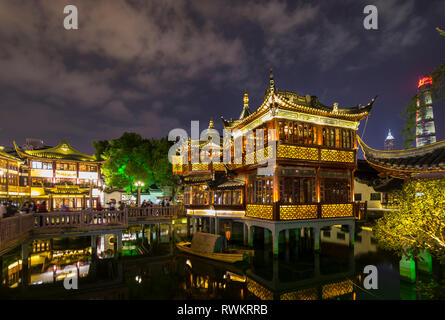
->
<box><xmin>245</xmin><ymin>202</ymin><xmax>365</xmax><ymax>221</ymax></box>
<box><xmin>174</xmin><ymin>143</ymin><xmax>356</xmax><ymax>175</ymax></box>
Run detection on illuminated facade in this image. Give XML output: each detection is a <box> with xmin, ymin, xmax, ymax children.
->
<box><xmin>174</xmin><ymin>71</ymin><xmax>374</xmax><ymax>226</ymax></box>
<box><xmin>358</xmin><ymin>136</ymin><xmax>445</xmax><ymax>180</ymax></box>
<box><xmin>13</xmin><ymin>141</ymin><xmax>103</xmax><ymax>210</ymax></box>
<box><xmin>0</xmin><ymin>147</ymin><xmax>28</xmax><ymax>201</ymax></box>
<box><xmin>416</xmin><ymin>76</ymin><xmax>436</xmax><ymax>147</ymax></box>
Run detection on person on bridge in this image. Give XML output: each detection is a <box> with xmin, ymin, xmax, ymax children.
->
<box><xmin>0</xmin><ymin>202</ymin><xmax>6</xmax><ymax>218</ymax></box>
<box><xmin>39</xmin><ymin>201</ymin><xmax>47</xmax><ymax>213</ymax></box>
<box><xmin>20</xmin><ymin>202</ymin><xmax>30</xmax><ymax>214</ymax></box>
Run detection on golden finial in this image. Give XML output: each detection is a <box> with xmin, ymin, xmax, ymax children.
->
<box><xmin>269</xmin><ymin>68</ymin><xmax>275</xmax><ymax>91</ymax></box>
<box><xmin>208</xmin><ymin>118</ymin><xmax>215</xmax><ymax>129</ymax></box>
<box><xmin>243</xmin><ymin>90</ymin><xmax>249</xmax><ymax>107</ymax></box>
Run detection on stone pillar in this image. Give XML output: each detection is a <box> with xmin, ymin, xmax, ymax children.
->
<box><xmin>264</xmin><ymin>228</ymin><xmax>270</xmax><ymax>245</ymax></box>
<box><xmin>214</xmin><ymin>218</ymin><xmax>220</xmax><ymax>235</ymax></box>
<box><xmin>313</xmin><ymin>227</ymin><xmax>320</xmax><ymax>252</ymax></box>
<box><xmin>284</xmin><ymin>229</ymin><xmax>290</xmax><ymax>244</ymax></box>
<box><xmin>314</xmin><ymin>252</ymin><xmax>320</xmax><ymax>277</ymax></box>
<box><xmin>272</xmin><ymin>229</ymin><xmax>279</xmax><ymax>257</ymax></box>
<box><xmin>117</xmin><ymin>231</ymin><xmax>123</xmax><ymax>251</ymax></box>
<box><xmin>141</xmin><ymin>225</ymin><xmax>146</xmax><ymax>245</ymax></box>
<box><xmin>248</xmin><ymin>226</ymin><xmax>253</xmax><ymax>247</ymax></box>
<box><xmin>193</xmin><ymin>217</ymin><xmax>197</xmax><ymax>234</ymax></box>
<box><xmin>21</xmin><ymin>242</ymin><xmax>29</xmax><ymax>286</ymax></box>
<box><xmin>209</xmin><ymin>218</ymin><xmax>214</xmax><ymax>234</ymax></box>
<box><xmin>243</xmin><ymin>224</ymin><xmax>248</xmax><ymax>245</ymax></box>
<box><xmin>156</xmin><ymin>223</ymin><xmax>161</xmax><ymax>243</ymax></box>
<box><xmin>272</xmin><ymin>259</ymin><xmax>279</xmax><ymax>285</ymax></box>
<box><xmin>91</xmin><ymin>235</ymin><xmax>97</xmax><ymax>260</ymax></box>
<box><xmin>294</xmin><ymin>228</ymin><xmax>300</xmax><ymax>257</ymax></box>
<box><xmin>0</xmin><ymin>255</ymin><xmax>3</xmax><ymax>286</ymax></box>
<box><xmin>348</xmin><ymin>247</ymin><xmax>355</xmax><ymax>272</ymax></box>
<box><xmin>149</xmin><ymin>224</ymin><xmax>153</xmax><ymax>244</ymax></box>
<box><xmin>186</xmin><ymin>216</ymin><xmax>191</xmax><ymax>237</ymax></box>
<box><xmin>400</xmin><ymin>254</ymin><xmax>416</xmax><ymax>284</ymax></box>
<box><xmin>349</xmin><ymin>223</ymin><xmax>355</xmax><ymax>247</ymax></box>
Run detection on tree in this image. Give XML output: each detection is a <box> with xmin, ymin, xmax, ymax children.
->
<box><xmin>94</xmin><ymin>132</ymin><xmax>178</xmax><ymax>195</ymax></box>
<box><xmin>401</xmin><ymin>27</ymin><xmax>445</xmax><ymax>147</ymax></box>
<box><xmin>374</xmin><ymin>179</ymin><xmax>445</xmax><ymax>262</ymax></box>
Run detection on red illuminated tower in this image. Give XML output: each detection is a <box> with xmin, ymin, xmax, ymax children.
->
<box><xmin>416</xmin><ymin>76</ymin><xmax>436</xmax><ymax>147</ymax></box>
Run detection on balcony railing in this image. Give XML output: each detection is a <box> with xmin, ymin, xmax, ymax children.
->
<box><xmin>245</xmin><ymin>202</ymin><xmax>365</xmax><ymax>221</ymax></box>
<box><xmin>0</xmin><ymin>206</ymin><xmax>182</xmax><ymax>253</ymax></box>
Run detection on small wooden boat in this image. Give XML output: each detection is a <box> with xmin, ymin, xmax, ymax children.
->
<box><xmin>176</xmin><ymin>232</ymin><xmax>253</xmax><ymax>264</ymax></box>
<box><xmin>176</xmin><ymin>241</ymin><xmax>251</xmax><ymax>263</ymax></box>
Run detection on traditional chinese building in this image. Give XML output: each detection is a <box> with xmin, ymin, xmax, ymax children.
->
<box><xmin>0</xmin><ymin>146</ymin><xmax>28</xmax><ymax>202</ymax></box>
<box><xmin>358</xmin><ymin>136</ymin><xmax>445</xmax><ymax>180</ymax></box>
<box><xmin>13</xmin><ymin>141</ymin><xmax>104</xmax><ymax>210</ymax></box>
<box><xmin>173</xmin><ymin>71</ymin><xmax>374</xmax><ymax>255</ymax></box>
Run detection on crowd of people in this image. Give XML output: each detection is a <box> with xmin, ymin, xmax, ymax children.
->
<box><xmin>106</xmin><ymin>197</ymin><xmax>173</xmax><ymax>210</ymax></box>
<box><xmin>0</xmin><ymin>200</ymin><xmax>48</xmax><ymax>219</ymax></box>
<box><xmin>0</xmin><ymin>197</ymin><xmax>175</xmax><ymax>219</ymax></box>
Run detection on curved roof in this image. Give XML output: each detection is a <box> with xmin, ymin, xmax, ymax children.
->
<box><xmin>0</xmin><ymin>147</ymin><xmax>21</xmax><ymax>162</ymax></box>
<box><xmin>221</xmin><ymin>74</ymin><xmax>375</xmax><ymax>129</ymax></box>
<box><xmin>14</xmin><ymin>141</ymin><xmax>100</xmax><ymax>162</ymax></box>
<box><xmin>358</xmin><ymin>136</ymin><xmax>445</xmax><ymax>178</ymax></box>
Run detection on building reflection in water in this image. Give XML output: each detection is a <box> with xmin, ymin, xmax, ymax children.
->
<box><xmin>0</xmin><ymin>223</ymin><xmax>424</xmax><ymax>300</ymax></box>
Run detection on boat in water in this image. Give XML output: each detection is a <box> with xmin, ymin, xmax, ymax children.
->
<box><xmin>176</xmin><ymin>232</ymin><xmax>253</xmax><ymax>264</ymax></box>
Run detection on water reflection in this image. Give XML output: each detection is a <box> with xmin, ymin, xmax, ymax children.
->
<box><xmin>0</xmin><ymin>221</ymin><xmax>433</xmax><ymax>300</ymax></box>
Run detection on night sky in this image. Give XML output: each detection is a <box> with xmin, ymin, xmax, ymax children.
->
<box><xmin>0</xmin><ymin>0</ymin><xmax>444</xmax><ymax>157</ymax></box>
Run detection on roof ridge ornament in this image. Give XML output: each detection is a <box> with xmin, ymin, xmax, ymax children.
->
<box><xmin>208</xmin><ymin>118</ymin><xmax>215</xmax><ymax>129</ymax></box>
<box><xmin>333</xmin><ymin>102</ymin><xmax>339</xmax><ymax>113</ymax></box>
<box><xmin>243</xmin><ymin>89</ymin><xmax>249</xmax><ymax>108</ymax></box>
<box><xmin>269</xmin><ymin>68</ymin><xmax>275</xmax><ymax>92</ymax></box>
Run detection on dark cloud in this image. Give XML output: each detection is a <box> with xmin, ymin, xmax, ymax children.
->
<box><xmin>0</xmin><ymin>0</ymin><xmax>443</xmax><ymax>154</ymax></box>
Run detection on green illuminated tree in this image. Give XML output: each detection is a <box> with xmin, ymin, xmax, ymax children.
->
<box><xmin>402</xmin><ymin>27</ymin><xmax>445</xmax><ymax>147</ymax></box>
<box><xmin>94</xmin><ymin>132</ymin><xmax>178</xmax><ymax>195</ymax></box>
<box><xmin>374</xmin><ymin>179</ymin><xmax>445</xmax><ymax>262</ymax></box>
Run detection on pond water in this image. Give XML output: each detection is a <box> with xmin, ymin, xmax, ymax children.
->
<box><xmin>0</xmin><ymin>220</ymin><xmax>436</xmax><ymax>300</ymax></box>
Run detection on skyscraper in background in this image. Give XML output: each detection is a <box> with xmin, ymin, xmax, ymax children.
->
<box><xmin>416</xmin><ymin>76</ymin><xmax>436</xmax><ymax>147</ymax></box>
<box><xmin>384</xmin><ymin>129</ymin><xmax>395</xmax><ymax>150</ymax></box>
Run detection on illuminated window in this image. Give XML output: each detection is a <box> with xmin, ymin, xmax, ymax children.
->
<box><xmin>32</xmin><ymin>161</ymin><xmax>43</xmax><ymax>169</ymax></box>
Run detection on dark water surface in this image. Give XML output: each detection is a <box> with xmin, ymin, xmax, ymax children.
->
<box><xmin>0</xmin><ymin>221</ymin><xmax>434</xmax><ymax>300</ymax></box>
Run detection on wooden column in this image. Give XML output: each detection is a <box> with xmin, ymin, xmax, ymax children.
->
<box><xmin>350</xmin><ymin>168</ymin><xmax>355</xmax><ymax>202</ymax></box>
<box><xmin>5</xmin><ymin>160</ymin><xmax>9</xmax><ymax>199</ymax></box>
<box><xmin>316</xmin><ymin>166</ymin><xmax>320</xmax><ymax>203</ymax></box>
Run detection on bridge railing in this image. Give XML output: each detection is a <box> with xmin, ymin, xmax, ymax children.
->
<box><xmin>0</xmin><ymin>214</ymin><xmax>34</xmax><ymax>253</ymax></box>
<box><xmin>33</xmin><ymin>210</ymin><xmax>127</xmax><ymax>233</ymax></box>
<box><xmin>127</xmin><ymin>206</ymin><xmax>177</xmax><ymax>221</ymax></box>
<box><xmin>0</xmin><ymin>206</ymin><xmax>181</xmax><ymax>252</ymax></box>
